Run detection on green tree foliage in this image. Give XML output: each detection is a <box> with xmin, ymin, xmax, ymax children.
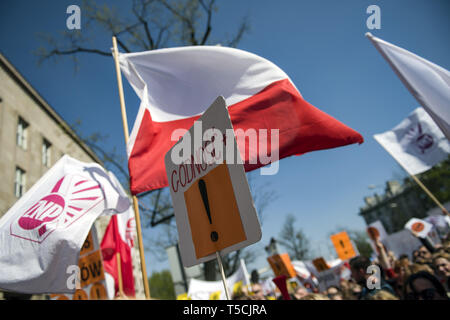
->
<box><xmin>345</xmin><ymin>229</ymin><xmax>373</xmax><ymax>258</ymax></box>
<box><xmin>148</xmin><ymin>270</ymin><xmax>176</xmax><ymax>300</ymax></box>
<box><xmin>407</xmin><ymin>155</ymin><xmax>450</xmax><ymax>212</ymax></box>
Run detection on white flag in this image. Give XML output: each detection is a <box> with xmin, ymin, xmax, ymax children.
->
<box><xmin>366</xmin><ymin>33</ymin><xmax>450</xmax><ymax>140</ymax></box>
<box><xmin>405</xmin><ymin>218</ymin><xmax>433</xmax><ymax>238</ymax></box>
<box><xmin>0</xmin><ymin>155</ymin><xmax>130</xmax><ymax>294</ymax></box>
<box><xmin>374</xmin><ymin>107</ymin><xmax>450</xmax><ymax>175</ymax></box>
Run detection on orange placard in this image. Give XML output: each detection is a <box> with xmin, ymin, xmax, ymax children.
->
<box><xmin>184</xmin><ymin>164</ymin><xmax>246</xmax><ymax>259</ymax></box>
<box><xmin>78</xmin><ymin>250</ymin><xmax>105</xmax><ymax>288</ymax></box>
<box><xmin>73</xmin><ymin>289</ymin><xmax>88</xmax><ymax>300</ymax></box>
<box><xmin>267</xmin><ymin>253</ymin><xmax>297</xmax><ymax>278</ymax></box>
<box><xmin>90</xmin><ymin>283</ymin><xmax>108</xmax><ymax>300</ymax></box>
<box><xmin>330</xmin><ymin>231</ymin><xmax>357</xmax><ymax>261</ymax></box>
<box><xmin>312</xmin><ymin>257</ymin><xmax>330</xmax><ymax>273</ymax></box>
<box><xmin>79</xmin><ymin>231</ymin><xmax>94</xmax><ymax>256</ymax></box>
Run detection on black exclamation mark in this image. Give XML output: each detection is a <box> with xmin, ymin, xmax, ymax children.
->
<box><xmin>340</xmin><ymin>240</ymin><xmax>347</xmax><ymax>255</ymax></box>
<box><xmin>198</xmin><ymin>179</ymin><xmax>218</xmax><ymax>242</ymax></box>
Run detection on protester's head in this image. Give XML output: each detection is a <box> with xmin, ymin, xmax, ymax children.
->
<box><xmin>339</xmin><ymin>279</ymin><xmax>349</xmax><ymax>290</ymax></box>
<box><xmin>395</xmin><ymin>255</ymin><xmax>410</xmax><ymax>272</ymax></box>
<box><xmin>300</xmin><ymin>293</ymin><xmax>330</xmax><ymax>300</ymax></box>
<box><xmin>367</xmin><ymin>290</ymin><xmax>399</xmax><ymax>300</ymax></box>
<box><xmin>292</xmin><ymin>286</ymin><xmax>308</xmax><ymax>300</ymax></box>
<box><xmin>432</xmin><ymin>253</ymin><xmax>450</xmax><ymax>279</ymax></box>
<box><xmin>349</xmin><ymin>256</ymin><xmax>371</xmax><ymax>286</ymax></box>
<box><xmin>351</xmin><ymin>283</ymin><xmax>362</xmax><ymax>298</ymax></box>
<box><xmin>443</xmin><ymin>235</ymin><xmax>450</xmax><ymax>250</ymax></box>
<box><xmin>250</xmin><ymin>283</ymin><xmax>265</xmax><ymax>300</ymax></box>
<box><xmin>412</xmin><ymin>250</ymin><xmax>420</xmax><ymax>263</ymax></box>
<box><xmin>399</xmin><ymin>254</ymin><xmax>410</xmax><ymax>265</ymax></box>
<box><xmin>326</xmin><ymin>286</ymin><xmax>343</xmax><ymax>300</ymax></box>
<box><xmin>233</xmin><ymin>292</ymin><xmax>252</xmax><ymax>300</ymax></box>
<box><xmin>417</xmin><ymin>246</ymin><xmax>432</xmax><ymax>261</ymax></box>
<box><xmin>403</xmin><ymin>271</ymin><xmax>449</xmax><ymax>300</ymax></box>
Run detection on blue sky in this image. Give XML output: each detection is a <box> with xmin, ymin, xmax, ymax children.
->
<box><xmin>1</xmin><ymin>0</ymin><xmax>449</xmax><ymax>276</ymax></box>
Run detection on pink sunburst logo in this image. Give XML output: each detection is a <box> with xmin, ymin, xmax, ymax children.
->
<box><xmin>10</xmin><ymin>174</ymin><xmax>104</xmax><ymax>243</ymax></box>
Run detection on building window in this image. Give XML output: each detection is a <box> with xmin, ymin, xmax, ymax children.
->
<box><xmin>14</xmin><ymin>167</ymin><xmax>26</xmax><ymax>198</ymax></box>
<box><xmin>42</xmin><ymin>138</ymin><xmax>52</xmax><ymax>167</ymax></box>
<box><xmin>16</xmin><ymin>117</ymin><xmax>29</xmax><ymax>149</ymax></box>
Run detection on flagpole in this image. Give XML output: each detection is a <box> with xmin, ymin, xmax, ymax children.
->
<box><xmin>116</xmin><ymin>252</ymin><xmax>124</xmax><ymax>295</ymax></box>
<box><xmin>379</xmin><ymin>143</ymin><xmax>449</xmax><ymax>216</ymax></box>
<box><xmin>216</xmin><ymin>251</ymin><xmax>230</xmax><ymax>300</ymax></box>
<box><xmin>408</xmin><ymin>173</ymin><xmax>449</xmax><ymax>215</ymax></box>
<box><xmin>112</xmin><ymin>36</ymin><xmax>152</xmax><ymax>299</ymax></box>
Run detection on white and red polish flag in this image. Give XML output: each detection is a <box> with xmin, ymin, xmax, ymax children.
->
<box><xmin>118</xmin><ymin>46</ymin><xmax>364</xmax><ymax>194</ymax></box>
<box><xmin>101</xmin><ymin>205</ymin><xmax>136</xmax><ymax>298</ymax></box>
<box><xmin>0</xmin><ymin>155</ymin><xmax>130</xmax><ymax>294</ymax></box>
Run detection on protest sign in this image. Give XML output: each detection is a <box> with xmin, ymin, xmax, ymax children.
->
<box><xmin>267</xmin><ymin>253</ymin><xmax>297</xmax><ymax>278</ymax></box>
<box><xmin>316</xmin><ymin>266</ymin><xmax>342</xmax><ymax>293</ymax></box>
<box><xmin>330</xmin><ymin>231</ymin><xmax>358</xmax><ymax>261</ymax></box>
<box><xmin>50</xmin><ymin>227</ymin><xmax>108</xmax><ymax>300</ymax></box>
<box><xmin>367</xmin><ymin>220</ymin><xmax>388</xmax><ymax>241</ymax></box>
<box><xmin>164</xmin><ymin>96</ymin><xmax>261</xmax><ymax>267</ymax></box>
<box><xmin>312</xmin><ymin>257</ymin><xmax>330</xmax><ymax>273</ymax></box>
<box><xmin>405</xmin><ymin>218</ymin><xmax>433</xmax><ymax>238</ymax></box>
<box><xmin>291</xmin><ymin>260</ymin><xmax>311</xmax><ymax>279</ymax></box>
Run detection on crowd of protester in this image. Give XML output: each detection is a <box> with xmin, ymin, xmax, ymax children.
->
<box><xmin>232</xmin><ymin>232</ymin><xmax>450</xmax><ymax>300</ymax></box>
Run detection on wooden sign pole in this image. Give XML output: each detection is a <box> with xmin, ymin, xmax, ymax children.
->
<box><xmin>112</xmin><ymin>36</ymin><xmax>151</xmax><ymax>299</ymax></box>
<box><xmin>381</xmin><ymin>144</ymin><xmax>449</xmax><ymax>216</ymax></box>
<box><xmin>116</xmin><ymin>252</ymin><xmax>124</xmax><ymax>295</ymax></box>
<box><xmin>216</xmin><ymin>251</ymin><xmax>230</xmax><ymax>300</ymax></box>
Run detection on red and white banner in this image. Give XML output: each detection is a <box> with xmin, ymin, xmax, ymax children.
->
<box><xmin>0</xmin><ymin>155</ymin><xmax>130</xmax><ymax>294</ymax></box>
<box><xmin>118</xmin><ymin>46</ymin><xmax>364</xmax><ymax>194</ymax></box>
<box><xmin>101</xmin><ymin>206</ymin><xmax>136</xmax><ymax>298</ymax></box>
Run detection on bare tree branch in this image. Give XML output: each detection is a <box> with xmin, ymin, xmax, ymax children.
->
<box><xmin>199</xmin><ymin>0</ymin><xmax>215</xmax><ymax>45</ymax></box>
<box><xmin>47</xmin><ymin>47</ymin><xmax>111</xmax><ymax>58</ymax></box>
<box><xmin>159</xmin><ymin>0</ymin><xmax>198</xmax><ymax>45</ymax></box>
<box><xmin>36</xmin><ymin>0</ymin><xmax>251</xmax><ymax>238</ymax></box>
<box><xmin>227</xmin><ymin>18</ymin><xmax>250</xmax><ymax>48</ymax></box>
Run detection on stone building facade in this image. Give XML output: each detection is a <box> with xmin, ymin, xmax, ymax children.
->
<box><xmin>0</xmin><ymin>53</ymin><xmax>144</xmax><ymax>299</ymax></box>
<box><xmin>359</xmin><ymin>180</ymin><xmax>431</xmax><ymax>234</ymax></box>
